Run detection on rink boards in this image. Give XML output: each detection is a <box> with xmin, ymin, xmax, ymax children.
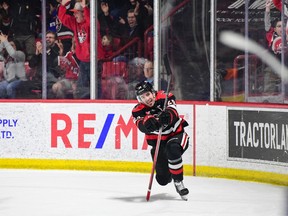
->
<box><xmin>0</xmin><ymin>100</ymin><xmax>287</xmax><ymax>186</ymax></box>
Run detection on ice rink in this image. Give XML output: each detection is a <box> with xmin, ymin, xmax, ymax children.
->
<box><xmin>0</xmin><ymin>169</ymin><xmax>287</xmax><ymax>216</ymax></box>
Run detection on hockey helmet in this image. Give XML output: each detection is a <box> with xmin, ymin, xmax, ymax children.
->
<box><xmin>135</xmin><ymin>81</ymin><xmax>154</xmax><ymax>96</ymax></box>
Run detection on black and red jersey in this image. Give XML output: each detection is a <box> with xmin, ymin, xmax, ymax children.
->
<box><xmin>132</xmin><ymin>91</ymin><xmax>188</xmax><ymax>147</ymax></box>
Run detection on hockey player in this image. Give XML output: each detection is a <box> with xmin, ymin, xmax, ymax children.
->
<box><xmin>132</xmin><ymin>81</ymin><xmax>190</xmax><ymax>200</ymax></box>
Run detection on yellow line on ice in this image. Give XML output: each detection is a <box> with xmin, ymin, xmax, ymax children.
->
<box><xmin>0</xmin><ymin>159</ymin><xmax>287</xmax><ymax>186</ymax></box>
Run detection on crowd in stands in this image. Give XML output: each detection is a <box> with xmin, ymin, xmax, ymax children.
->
<box><xmin>262</xmin><ymin>0</ymin><xmax>280</xmax><ymax>94</ymax></box>
<box><xmin>219</xmin><ymin>0</ymin><xmax>288</xmax><ymax>100</ymax></box>
<box><xmin>0</xmin><ymin>0</ymin><xmax>154</xmax><ymax>99</ymax></box>
<box><xmin>0</xmin><ymin>32</ymin><xmax>26</xmax><ymax>98</ymax></box>
<box><xmin>261</xmin><ymin>0</ymin><xmax>287</xmax><ymax>95</ymax></box>
<box><xmin>2</xmin><ymin>0</ymin><xmax>288</xmax><ymax>101</ymax></box>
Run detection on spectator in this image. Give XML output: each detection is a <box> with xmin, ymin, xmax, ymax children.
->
<box><xmin>53</xmin><ymin>50</ymin><xmax>79</xmax><ymax>98</ymax></box>
<box><xmin>119</xmin><ymin>9</ymin><xmax>144</xmax><ymax>43</ymax></box>
<box><xmin>143</xmin><ymin>60</ymin><xmax>168</xmax><ymax>91</ymax></box>
<box><xmin>98</xmin><ymin>1</ymin><xmax>123</xmax><ymax>39</ymax></box>
<box><xmin>270</xmin><ymin>0</ymin><xmax>288</xmax><ymax>97</ymax></box>
<box><xmin>51</xmin><ymin>78</ymin><xmax>76</xmax><ymax>98</ymax></box>
<box><xmin>101</xmin><ymin>34</ymin><xmax>114</xmax><ymax>58</ymax></box>
<box><xmin>0</xmin><ymin>32</ymin><xmax>27</xmax><ymax>98</ymax></box>
<box><xmin>100</xmin><ymin>0</ymin><xmax>126</xmax><ymax>21</ymax></box>
<box><xmin>263</xmin><ymin>0</ymin><xmax>283</xmax><ymax>93</ymax></box>
<box><xmin>5</xmin><ymin>0</ymin><xmax>41</xmax><ymax>61</ymax></box>
<box><xmin>264</xmin><ymin>0</ymin><xmax>284</xmax><ymax>56</ymax></box>
<box><xmin>119</xmin><ymin>0</ymin><xmax>153</xmax><ymax>30</ymax></box>
<box><xmin>0</xmin><ymin>1</ymin><xmax>10</xmax><ymax>35</ymax></box>
<box><xmin>133</xmin><ymin>0</ymin><xmax>153</xmax><ymax>30</ymax></box>
<box><xmin>58</xmin><ymin>0</ymin><xmax>91</xmax><ymax>98</ymax></box>
<box><xmin>116</xmin><ymin>9</ymin><xmax>145</xmax><ymax>60</ymax></box>
<box><xmin>99</xmin><ymin>34</ymin><xmax>128</xmax><ymax>62</ymax></box>
<box><xmin>99</xmin><ymin>2</ymin><xmax>146</xmax><ymax>60</ymax></box>
<box><xmin>29</xmin><ymin>31</ymin><xmax>64</xmax><ymax>98</ymax></box>
<box><xmin>101</xmin><ymin>76</ymin><xmax>128</xmax><ymax>99</ymax></box>
<box><xmin>272</xmin><ymin>0</ymin><xmax>288</xmax><ymax>14</ymax></box>
<box><xmin>47</xmin><ymin>0</ymin><xmax>74</xmax><ymax>55</ymax></box>
<box><xmin>48</xmin><ymin>0</ymin><xmax>59</xmax><ymax>33</ymax></box>
<box><xmin>126</xmin><ymin>57</ymin><xmax>146</xmax><ymax>99</ymax></box>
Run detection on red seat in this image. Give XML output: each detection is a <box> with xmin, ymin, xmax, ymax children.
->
<box><xmin>102</xmin><ymin>61</ymin><xmax>127</xmax><ymax>79</ymax></box>
<box><xmin>113</xmin><ymin>37</ymin><xmax>121</xmax><ymax>51</ymax></box>
<box><xmin>101</xmin><ymin>61</ymin><xmax>128</xmax><ymax>99</ymax></box>
<box><xmin>24</xmin><ymin>62</ymin><xmax>36</xmax><ymax>80</ymax></box>
<box><xmin>147</xmin><ymin>36</ymin><xmax>153</xmax><ymax>60</ymax></box>
<box><xmin>0</xmin><ymin>61</ymin><xmax>3</xmax><ymax>80</ymax></box>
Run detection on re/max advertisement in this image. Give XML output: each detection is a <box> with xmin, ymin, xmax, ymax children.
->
<box><xmin>0</xmin><ymin>102</ymin><xmax>193</xmax><ymax>163</ymax></box>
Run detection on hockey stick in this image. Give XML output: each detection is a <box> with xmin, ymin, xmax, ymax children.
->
<box><xmin>146</xmin><ymin>53</ymin><xmax>172</xmax><ymax>201</ymax></box>
<box><xmin>219</xmin><ymin>31</ymin><xmax>288</xmax><ymax>81</ymax></box>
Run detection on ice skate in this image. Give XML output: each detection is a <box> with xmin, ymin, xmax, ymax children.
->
<box><xmin>174</xmin><ymin>180</ymin><xmax>189</xmax><ymax>201</ymax></box>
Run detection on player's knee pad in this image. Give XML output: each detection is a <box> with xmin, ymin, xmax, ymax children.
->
<box><xmin>156</xmin><ymin>174</ymin><xmax>172</xmax><ymax>186</ymax></box>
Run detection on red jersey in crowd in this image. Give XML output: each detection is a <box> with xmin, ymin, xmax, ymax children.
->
<box><xmin>58</xmin><ymin>5</ymin><xmax>90</xmax><ymax>62</ymax></box>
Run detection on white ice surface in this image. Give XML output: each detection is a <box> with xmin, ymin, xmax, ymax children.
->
<box><xmin>0</xmin><ymin>169</ymin><xmax>287</xmax><ymax>216</ymax></box>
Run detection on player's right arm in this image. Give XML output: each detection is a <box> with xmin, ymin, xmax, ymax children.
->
<box><xmin>132</xmin><ymin>104</ymin><xmax>160</xmax><ymax>134</ymax></box>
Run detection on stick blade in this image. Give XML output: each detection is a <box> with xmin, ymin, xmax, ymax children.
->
<box><xmin>163</xmin><ymin>53</ymin><xmax>172</xmax><ymax>76</ymax></box>
<box><xmin>146</xmin><ymin>190</ymin><xmax>151</xmax><ymax>201</ymax></box>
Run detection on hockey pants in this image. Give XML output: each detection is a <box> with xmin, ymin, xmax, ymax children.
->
<box><xmin>150</xmin><ymin>132</ymin><xmax>189</xmax><ymax>185</ymax></box>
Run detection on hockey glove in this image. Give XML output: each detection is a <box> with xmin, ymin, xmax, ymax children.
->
<box><xmin>143</xmin><ymin>115</ymin><xmax>160</xmax><ymax>132</ymax></box>
<box><xmin>158</xmin><ymin>111</ymin><xmax>172</xmax><ymax>126</ymax></box>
